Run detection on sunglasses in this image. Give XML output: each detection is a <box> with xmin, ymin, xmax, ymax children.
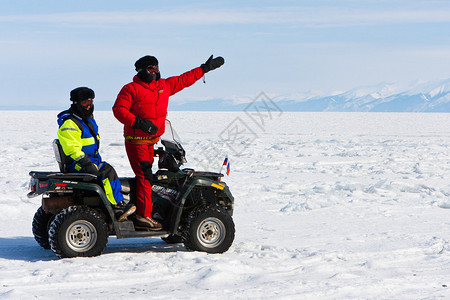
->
<box><xmin>80</xmin><ymin>98</ymin><xmax>94</xmax><ymax>107</ymax></box>
<box><xmin>146</xmin><ymin>65</ymin><xmax>159</xmax><ymax>73</ymax></box>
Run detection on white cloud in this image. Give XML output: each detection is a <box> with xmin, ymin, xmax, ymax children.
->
<box><xmin>0</xmin><ymin>6</ymin><xmax>449</xmax><ymax>28</ymax></box>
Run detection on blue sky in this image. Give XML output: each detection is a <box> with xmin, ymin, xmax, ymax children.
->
<box><xmin>0</xmin><ymin>0</ymin><xmax>449</xmax><ymax>109</ymax></box>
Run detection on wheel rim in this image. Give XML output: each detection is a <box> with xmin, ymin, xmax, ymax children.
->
<box><xmin>66</xmin><ymin>221</ymin><xmax>97</xmax><ymax>252</ymax></box>
<box><xmin>197</xmin><ymin>217</ymin><xmax>226</xmax><ymax>248</ymax></box>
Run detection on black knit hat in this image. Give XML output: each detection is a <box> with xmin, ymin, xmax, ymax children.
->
<box><xmin>70</xmin><ymin>87</ymin><xmax>95</xmax><ymax>102</ymax></box>
<box><xmin>135</xmin><ymin>55</ymin><xmax>158</xmax><ymax>72</ymax></box>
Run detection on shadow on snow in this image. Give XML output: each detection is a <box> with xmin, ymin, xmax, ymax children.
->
<box><xmin>0</xmin><ymin>236</ymin><xmax>186</xmax><ymax>262</ymax></box>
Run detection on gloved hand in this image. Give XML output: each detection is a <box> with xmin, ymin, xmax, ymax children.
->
<box><xmin>77</xmin><ymin>156</ymin><xmax>100</xmax><ymax>177</ymax></box>
<box><xmin>133</xmin><ymin>116</ymin><xmax>159</xmax><ymax>135</ymax></box>
<box><xmin>201</xmin><ymin>55</ymin><xmax>225</xmax><ymax>73</ymax></box>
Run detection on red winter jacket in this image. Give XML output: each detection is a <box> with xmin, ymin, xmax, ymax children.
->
<box><xmin>113</xmin><ymin>67</ymin><xmax>204</xmax><ymax>139</ymax></box>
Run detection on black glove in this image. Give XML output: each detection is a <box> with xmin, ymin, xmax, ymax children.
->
<box><xmin>201</xmin><ymin>55</ymin><xmax>225</xmax><ymax>73</ymax></box>
<box><xmin>133</xmin><ymin>116</ymin><xmax>159</xmax><ymax>135</ymax></box>
<box><xmin>77</xmin><ymin>156</ymin><xmax>100</xmax><ymax>176</ymax></box>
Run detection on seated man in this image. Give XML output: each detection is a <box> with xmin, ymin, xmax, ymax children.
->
<box><xmin>57</xmin><ymin>87</ymin><xmax>135</xmax><ymax>221</ymax></box>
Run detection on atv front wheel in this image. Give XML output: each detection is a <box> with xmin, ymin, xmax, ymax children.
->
<box><xmin>162</xmin><ymin>234</ymin><xmax>183</xmax><ymax>244</ymax></box>
<box><xmin>183</xmin><ymin>206</ymin><xmax>235</xmax><ymax>253</ymax></box>
<box><xmin>48</xmin><ymin>206</ymin><xmax>108</xmax><ymax>258</ymax></box>
<box><xmin>32</xmin><ymin>206</ymin><xmax>54</xmax><ymax>250</ymax></box>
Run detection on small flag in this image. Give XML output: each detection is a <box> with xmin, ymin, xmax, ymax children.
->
<box><xmin>220</xmin><ymin>156</ymin><xmax>231</xmax><ymax>176</ymax></box>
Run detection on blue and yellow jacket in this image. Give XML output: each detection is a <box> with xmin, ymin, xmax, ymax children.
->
<box><xmin>57</xmin><ymin>110</ymin><xmax>102</xmax><ymax>171</ymax></box>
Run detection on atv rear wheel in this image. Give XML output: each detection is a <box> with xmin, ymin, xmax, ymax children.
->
<box><xmin>48</xmin><ymin>206</ymin><xmax>108</xmax><ymax>258</ymax></box>
<box><xmin>183</xmin><ymin>206</ymin><xmax>235</xmax><ymax>253</ymax></box>
<box><xmin>32</xmin><ymin>206</ymin><xmax>54</xmax><ymax>250</ymax></box>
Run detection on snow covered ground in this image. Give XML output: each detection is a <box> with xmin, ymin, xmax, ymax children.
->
<box><xmin>0</xmin><ymin>111</ymin><xmax>449</xmax><ymax>299</ymax></box>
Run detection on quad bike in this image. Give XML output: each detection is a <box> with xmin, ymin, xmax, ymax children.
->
<box><xmin>28</xmin><ymin>120</ymin><xmax>235</xmax><ymax>258</ymax></box>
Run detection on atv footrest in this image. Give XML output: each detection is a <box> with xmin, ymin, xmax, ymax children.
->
<box><xmin>116</xmin><ymin>220</ymin><xmax>136</xmax><ymax>231</ymax></box>
<box><xmin>115</xmin><ymin>221</ymin><xmax>170</xmax><ymax>239</ymax></box>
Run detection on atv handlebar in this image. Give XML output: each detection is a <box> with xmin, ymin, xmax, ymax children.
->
<box><xmin>154</xmin><ymin>147</ymin><xmax>165</xmax><ymax>156</ymax></box>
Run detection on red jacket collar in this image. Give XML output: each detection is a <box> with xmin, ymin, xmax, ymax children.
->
<box><xmin>133</xmin><ymin>75</ymin><xmax>160</xmax><ymax>89</ymax></box>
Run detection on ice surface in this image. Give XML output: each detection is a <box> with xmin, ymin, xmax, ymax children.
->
<box><xmin>0</xmin><ymin>111</ymin><xmax>449</xmax><ymax>299</ymax></box>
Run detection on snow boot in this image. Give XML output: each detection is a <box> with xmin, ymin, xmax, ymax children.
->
<box><xmin>114</xmin><ymin>201</ymin><xmax>136</xmax><ymax>222</ymax></box>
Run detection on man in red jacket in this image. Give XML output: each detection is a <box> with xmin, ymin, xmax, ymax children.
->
<box><xmin>113</xmin><ymin>54</ymin><xmax>224</xmax><ymax>230</ymax></box>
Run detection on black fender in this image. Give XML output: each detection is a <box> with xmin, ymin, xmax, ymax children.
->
<box><xmin>170</xmin><ymin>177</ymin><xmax>234</xmax><ymax>234</ymax></box>
<box><xmin>28</xmin><ymin>172</ymin><xmax>119</xmax><ymax>235</ymax></box>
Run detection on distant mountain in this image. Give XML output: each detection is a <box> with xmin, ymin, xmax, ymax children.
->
<box><xmin>167</xmin><ymin>78</ymin><xmax>450</xmax><ymax>112</ymax></box>
<box><xmin>280</xmin><ymin>78</ymin><xmax>450</xmax><ymax>112</ymax></box>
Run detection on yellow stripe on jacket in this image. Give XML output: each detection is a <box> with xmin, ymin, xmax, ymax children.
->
<box><xmin>57</xmin><ymin>119</ymin><xmax>97</xmax><ymax>161</ymax></box>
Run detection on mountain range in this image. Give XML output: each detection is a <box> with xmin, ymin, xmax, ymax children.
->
<box><xmin>272</xmin><ymin>78</ymin><xmax>450</xmax><ymax>112</ymax></box>
<box><xmin>2</xmin><ymin>78</ymin><xmax>450</xmax><ymax>112</ymax></box>
<box><xmin>167</xmin><ymin>78</ymin><xmax>450</xmax><ymax>113</ymax></box>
